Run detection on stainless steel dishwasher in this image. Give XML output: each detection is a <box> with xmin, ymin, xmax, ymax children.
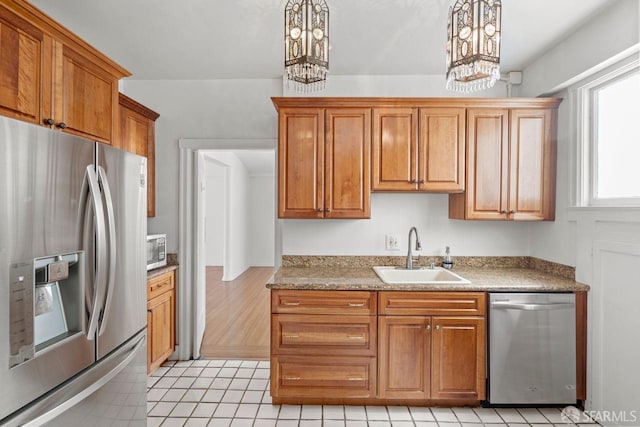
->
<box><xmin>488</xmin><ymin>293</ymin><xmax>576</xmax><ymax>405</ymax></box>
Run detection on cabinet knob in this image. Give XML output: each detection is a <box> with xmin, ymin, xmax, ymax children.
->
<box><xmin>425</xmin><ymin>324</ymin><xmax>431</xmax><ymax>331</ymax></box>
<box><xmin>435</xmin><ymin>325</ymin><xmax>440</xmax><ymax>331</ymax></box>
<box><xmin>56</xmin><ymin>122</ymin><xmax>67</xmax><ymax>129</ymax></box>
<box><xmin>509</xmin><ymin>210</ymin><xmax>516</xmax><ymax>214</ymax></box>
<box><xmin>500</xmin><ymin>210</ymin><xmax>507</xmax><ymax>214</ymax></box>
<box><xmin>317</xmin><ymin>208</ymin><xmax>323</xmax><ymax>212</ymax></box>
<box><xmin>419</xmin><ymin>179</ymin><xmax>425</xmax><ymax>184</ymax></box>
<box><xmin>44</xmin><ymin>118</ymin><xmax>55</xmax><ymax>126</ymax></box>
<box><xmin>325</xmin><ymin>208</ymin><xmax>331</xmax><ymax>213</ymax></box>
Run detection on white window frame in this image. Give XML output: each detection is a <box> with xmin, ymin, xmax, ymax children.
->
<box><xmin>576</xmin><ymin>56</ymin><xmax>640</xmax><ymax>207</ymax></box>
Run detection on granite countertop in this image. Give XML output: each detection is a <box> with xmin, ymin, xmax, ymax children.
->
<box><xmin>147</xmin><ymin>264</ymin><xmax>178</xmax><ymax>279</ymax></box>
<box><xmin>266</xmin><ymin>264</ymin><xmax>590</xmax><ymax>292</ymax></box>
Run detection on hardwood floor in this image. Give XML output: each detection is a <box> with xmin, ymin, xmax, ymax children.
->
<box><xmin>200</xmin><ymin>266</ymin><xmax>275</xmax><ymax>360</ymax></box>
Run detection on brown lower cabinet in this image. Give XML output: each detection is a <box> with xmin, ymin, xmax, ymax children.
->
<box><xmin>378</xmin><ymin>315</ymin><xmax>485</xmax><ymax>401</ymax></box>
<box><xmin>147</xmin><ymin>269</ymin><xmax>176</xmax><ymax>375</ymax></box>
<box><xmin>270</xmin><ymin>290</ymin><xmax>486</xmax><ymax>405</ymax></box>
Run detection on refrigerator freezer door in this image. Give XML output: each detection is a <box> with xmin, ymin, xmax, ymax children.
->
<box><xmin>0</xmin><ymin>117</ymin><xmax>95</xmax><ymax>419</ymax></box>
<box><xmin>1</xmin><ymin>331</ymin><xmax>146</xmax><ymax>427</ymax></box>
<box><xmin>95</xmin><ymin>144</ymin><xmax>147</xmax><ymax>359</ymax></box>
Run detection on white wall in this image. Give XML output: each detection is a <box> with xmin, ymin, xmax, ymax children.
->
<box><xmin>284</xmin><ymin>74</ymin><xmax>508</xmax><ymax>98</ymax></box>
<box><xmin>204</xmin><ymin>152</ymin><xmax>251</xmax><ymax>281</ymax></box>
<box><xmin>204</xmin><ymin>160</ymin><xmax>225</xmax><ymax>266</ymax></box>
<box><xmin>284</xmin><ymin>193</ymin><xmax>531</xmax><ymax>256</ymax></box>
<box><xmin>121</xmin><ymin>78</ymin><xmax>282</xmax><ymax>253</ymax></box>
<box><xmin>248</xmin><ymin>175</ymin><xmax>276</xmax><ymax>265</ymax></box>
<box><xmin>528</xmin><ymin>89</ymin><xmax>577</xmax><ymax>267</ymax></box>
<box><xmin>522</xmin><ymin>6</ymin><xmax>640</xmax><ymax>423</ymax></box>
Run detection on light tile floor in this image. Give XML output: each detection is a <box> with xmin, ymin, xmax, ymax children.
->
<box><xmin>147</xmin><ymin>360</ymin><xmax>598</xmax><ymax>427</ymax></box>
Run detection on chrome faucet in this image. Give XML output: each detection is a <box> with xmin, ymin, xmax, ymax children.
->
<box><xmin>405</xmin><ymin>227</ymin><xmax>422</xmax><ymax>269</ymax></box>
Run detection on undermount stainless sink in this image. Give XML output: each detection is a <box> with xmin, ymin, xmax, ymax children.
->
<box><xmin>373</xmin><ymin>266</ymin><xmax>471</xmax><ymax>285</ymax></box>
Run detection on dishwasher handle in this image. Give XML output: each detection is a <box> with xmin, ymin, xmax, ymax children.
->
<box><xmin>490</xmin><ymin>301</ymin><xmax>575</xmax><ymax>311</ymax></box>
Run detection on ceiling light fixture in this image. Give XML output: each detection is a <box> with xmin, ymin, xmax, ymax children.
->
<box><xmin>446</xmin><ymin>0</ymin><xmax>502</xmax><ymax>92</ymax></box>
<box><xmin>284</xmin><ymin>0</ymin><xmax>329</xmax><ymax>92</ymax></box>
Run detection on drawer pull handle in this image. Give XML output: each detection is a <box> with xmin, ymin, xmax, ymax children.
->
<box><xmin>282</xmin><ymin>301</ymin><xmax>300</xmax><ymax>306</ymax></box>
<box><xmin>348</xmin><ymin>302</ymin><xmax>365</xmax><ymax>307</ymax></box>
<box><xmin>347</xmin><ymin>335</ymin><xmax>365</xmax><ymax>340</ymax></box>
<box><xmin>283</xmin><ymin>335</ymin><xmax>299</xmax><ymax>339</ymax></box>
<box><xmin>347</xmin><ymin>376</ymin><xmax>364</xmax><ymax>381</ymax></box>
<box><xmin>283</xmin><ymin>376</ymin><xmax>301</xmax><ymax>381</ymax></box>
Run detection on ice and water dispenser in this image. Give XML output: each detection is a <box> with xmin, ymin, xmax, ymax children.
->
<box><xmin>9</xmin><ymin>251</ymin><xmax>86</xmax><ymax>368</ymax></box>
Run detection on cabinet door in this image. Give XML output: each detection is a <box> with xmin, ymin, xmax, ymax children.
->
<box><xmin>278</xmin><ymin>108</ymin><xmax>324</xmax><ymax>218</ymax></box>
<box><xmin>147</xmin><ymin>290</ymin><xmax>175</xmax><ymax>374</ymax></box>
<box><xmin>325</xmin><ymin>108</ymin><xmax>371</xmax><ymax>218</ymax></box>
<box><xmin>0</xmin><ymin>7</ymin><xmax>42</xmax><ymax>124</ymax></box>
<box><xmin>463</xmin><ymin>109</ymin><xmax>509</xmax><ymax>219</ymax></box>
<box><xmin>378</xmin><ymin>316</ymin><xmax>430</xmax><ymax>399</ymax></box>
<box><xmin>53</xmin><ymin>43</ymin><xmax>118</xmax><ymax>143</ymax></box>
<box><xmin>431</xmin><ymin>316</ymin><xmax>485</xmax><ymax>400</ymax></box>
<box><xmin>418</xmin><ymin>108</ymin><xmax>465</xmax><ymax>192</ymax></box>
<box><xmin>509</xmin><ymin>109</ymin><xmax>556</xmax><ymax>220</ymax></box>
<box><xmin>372</xmin><ymin>108</ymin><xmax>418</xmax><ymax>191</ymax></box>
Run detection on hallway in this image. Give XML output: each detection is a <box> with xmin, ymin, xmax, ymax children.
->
<box><xmin>200</xmin><ymin>267</ymin><xmax>275</xmax><ymax>360</ymax></box>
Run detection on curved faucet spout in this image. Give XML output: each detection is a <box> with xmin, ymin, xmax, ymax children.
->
<box><xmin>406</xmin><ymin>227</ymin><xmax>422</xmax><ymax>269</ymax></box>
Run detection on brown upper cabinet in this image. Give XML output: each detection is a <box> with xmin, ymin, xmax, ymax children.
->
<box><xmin>372</xmin><ymin>107</ymin><xmax>465</xmax><ymax>192</ymax></box>
<box><xmin>0</xmin><ymin>1</ymin><xmax>130</xmax><ymax>143</ymax></box>
<box><xmin>117</xmin><ymin>93</ymin><xmax>160</xmax><ymax>217</ymax></box>
<box><xmin>273</xmin><ymin>98</ymin><xmax>560</xmax><ymax>221</ymax></box>
<box><xmin>0</xmin><ymin>6</ymin><xmax>43</xmax><ymax>124</ymax></box>
<box><xmin>277</xmin><ymin>107</ymin><xmax>371</xmax><ymax>219</ymax></box>
<box><xmin>449</xmin><ymin>106</ymin><xmax>558</xmax><ymax>220</ymax></box>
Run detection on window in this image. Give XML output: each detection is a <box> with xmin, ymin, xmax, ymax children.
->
<box><xmin>578</xmin><ymin>60</ymin><xmax>640</xmax><ymax>207</ymax></box>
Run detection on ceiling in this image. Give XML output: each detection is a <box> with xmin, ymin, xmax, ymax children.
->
<box><xmin>31</xmin><ymin>0</ymin><xmax>608</xmax><ymax>80</ymax></box>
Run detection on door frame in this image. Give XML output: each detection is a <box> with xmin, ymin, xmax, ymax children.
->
<box><xmin>177</xmin><ymin>138</ymin><xmax>278</xmax><ymax>360</ymax></box>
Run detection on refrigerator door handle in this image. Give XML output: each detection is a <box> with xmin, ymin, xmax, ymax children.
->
<box><xmin>83</xmin><ymin>165</ymin><xmax>108</xmax><ymax>339</ymax></box>
<box><xmin>2</xmin><ymin>332</ymin><xmax>146</xmax><ymax>427</ymax></box>
<box><xmin>97</xmin><ymin>166</ymin><xmax>117</xmax><ymax>337</ymax></box>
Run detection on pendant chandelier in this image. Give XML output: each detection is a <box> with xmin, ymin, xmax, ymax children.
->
<box><xmin>284</xmin><ymin>0</ymin><xmax>329</xmax><ymax>92</ymax></box>
<box><xmin>446</xmin><ymin>0</ymin><xmax>502</xmax><ymax>92</ymax></box>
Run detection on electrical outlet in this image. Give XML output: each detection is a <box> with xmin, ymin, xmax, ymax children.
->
<box><xmin>385</xmin><ymin>235</ymin><xmax>400</xmax><ymax>251</ymax></box>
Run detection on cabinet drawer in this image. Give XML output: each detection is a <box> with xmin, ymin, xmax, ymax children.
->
<box><xmin>272</xmin><ymin>290</ymin><xmax>376</xmax><ymax>315</ymax></box>
<box><xmin>147</xmin><ymin>271</ymin><xmax>175</xmax><ymax>300</ymax></box>
<box><xmin>271</xmin><ymin>355</ymin><xmax>376</xmax><ymax>399</ymax></box>
<box><xmin>272</xmin><ymin>314</ymin><xmax>376</xmax><ymax>356</ymax></box>
<box><xmin>379</xmin><ymin>292</ymin><xmax>486</xmax><ymax>316</ymax></box>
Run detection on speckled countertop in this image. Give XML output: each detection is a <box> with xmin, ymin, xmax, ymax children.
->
<box><xmin>147</xmin><ymin>253</ymin><xmax>178</xmax><ymax>280</ymax></box>
<box><xmin>266</xmin><ymin>257</ymin><xmax>590</xmax><ymax>292</ymax></box>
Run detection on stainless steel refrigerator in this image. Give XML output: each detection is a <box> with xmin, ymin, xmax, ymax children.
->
<box><xmin>0</xmin><ymin>116</ymin><xmax>147</xmax><ymax>426</ymax></box>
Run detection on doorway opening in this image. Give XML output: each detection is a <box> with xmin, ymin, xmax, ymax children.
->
<box><xmin>197</xmin><ymin>149</ymin><xmax>277</xmax><ymax>359</ymax></box>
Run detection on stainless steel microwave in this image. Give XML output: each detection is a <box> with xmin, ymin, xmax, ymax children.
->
<box><xmin>147</xmin><ymin>234</ymin><xmax>167</xmax><ymax>271</ymax></box>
